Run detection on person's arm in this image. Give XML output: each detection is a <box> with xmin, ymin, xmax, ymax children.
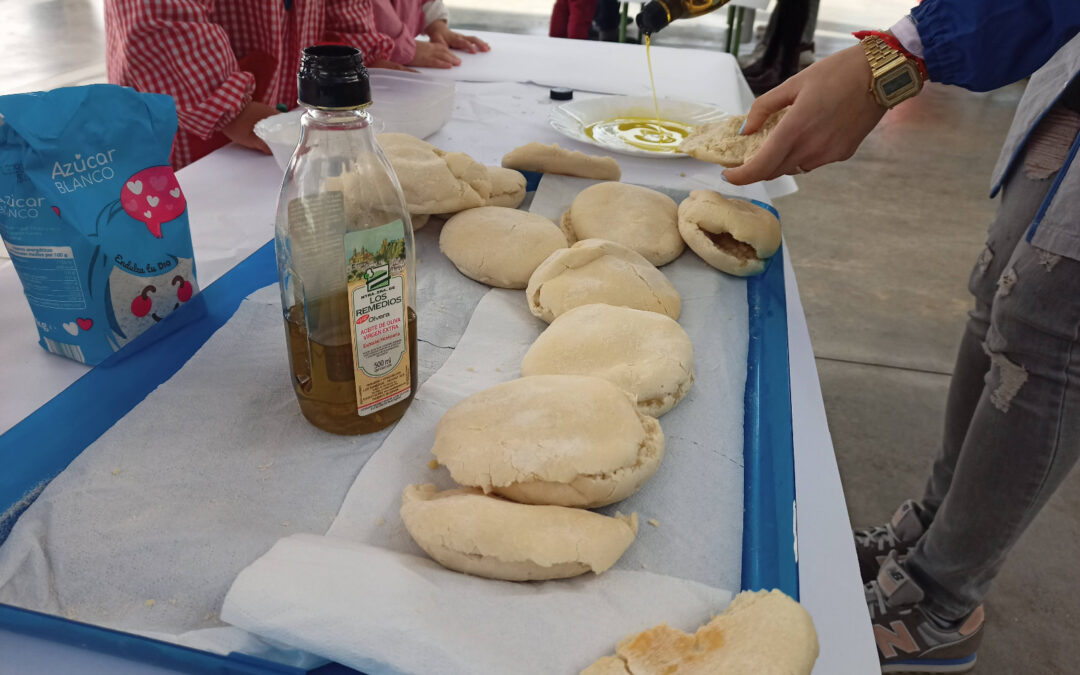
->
<box><xmin>725</xmin><ymin>0</ymin><xmax>1080</xmax><ymax>184</ymax></box>
<box><xmin>106</xmin><ymin>0</ymin><xmax>271</xmax><ymax>152</ymax></box>
<box><xmin>907</xmin><ymin>0</ymin><xmax>1080</xmax><ymax>92</ymax></box>
<box><xmin>326</xmin><ymin>0</ymin><xmax>460</xmax><ymax>69</ymax></box>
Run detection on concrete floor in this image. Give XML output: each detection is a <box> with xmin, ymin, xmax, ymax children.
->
<box><xmin>2</xmin><ymin>1</ymin><xmax>1078</xmax><ymax>673</ymax></box>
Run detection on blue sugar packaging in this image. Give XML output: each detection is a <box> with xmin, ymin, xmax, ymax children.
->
<box><xmin>0</xmin><ymin>85</ymin><xmax>199</xmax><ymax>365</ymax></box>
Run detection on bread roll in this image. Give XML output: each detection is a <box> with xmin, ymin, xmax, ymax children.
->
<box><xmin>521</xmin><ymin>304</ymin><xmax>694</xmax><ymax>417</ymax></box>
<box><xmin>678</xmin><ymin>190</ymin><xmax>781</xmax><ymax>277</ymax></box>
<box><xmin>485</xmin><ymin>166</ymin><xmax>528</xmax><ymax>208</ymax></box>
<box><xmin>378</xmin><ymin>133</ymin><xmax>491</xmax><ymax>214</ymax></box>
<box><xmin>678</xmin><ymin>108</ymin><xmax>787</xmax><ymax>167</ymax></box>
<box><xmin>432</xmin><ymin>375</ymin><xmax>664</xmax><ymax>508</ymax></box>
<box><xmin>580</xmin><ymin>589</ymin><xmax>819</xmax><ymax>675</ymax></box>
<box><xmin>410</xmin><ymin>213</ymin><xmax>430</xmax><ymax>231</ymax></box>
<box><xmin>401</xmin><ymin>484</ymin><xmax>638</xmax><ymax>581</ymax></box>
<box><xmin>502</xmin><ymin>142</ymin><xmax>621</xmax><ymax>181</ymax></box>
<box><xmin>526</xmin><ymin>239</ymin><xmax>681</xmax><ymax>323</ymax></box>
<box><xmin>561</xmin><ymin>182</ymin><xmax>684</xmax><ymax>266</ymax></box>
<box><xmin>440</xmin><ymin>206</ymin><xmax>567</xmax><ymax>288</ymax></box>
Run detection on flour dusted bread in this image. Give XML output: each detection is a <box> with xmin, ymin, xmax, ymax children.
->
<box><xmin>522</xmin><ymin>304</ymin><xmax>694</xmax><ymax>417</ymax></box>
<box><xmin>485</xmin><ymin>166</ymin><xmax>528</xmax><ymax>208</ymax></box>
<box><xmin>378</xmin><ymin>133</ymin><xmax>491</xmax><ymax>214</ymax></box>
<box><xmin>561</xmin><ymin>183</ymin><xmax>684</xmax><ymax>266</ymax></box>
<box><xmin>581</xmin><ymin>589</ymin><xmax>819</xmax><ymax>675</ymax></box>
<box><xmin>678</xmin><ymin>190</ymin><xmax>781</xmax><ymax>276</ymax></box>
<box><xmin>678</xmin><ymin>107</ymin><xmax>788</xmax><ymax>167</ymax></box>
<box><xmin>401</xmin><ymin>484</ymin><xmax>638</xmax><ymax>581</ymax></box>
<box><xmin>440</xmin><ymin>206</ymin><xmax>567</xmax><ymax>288</ymax></box>
<box><xmin>527</xmin><ymin>239</ymin><xmax>681</xmax><ymax>323</ymax></box>
<box><xmin>432</xmin><ymin>375</ymin><xmax>664</xmax><ymax>508</ymax></box>
<box><xmin>502</xmin><ymin>142</ymin><xmax>621</xmax><ymax>181</ymax></box>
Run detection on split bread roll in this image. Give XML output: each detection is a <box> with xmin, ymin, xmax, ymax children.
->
<box><xmin>678</xmin><ymin>107</ymin><xmax>788</xmax><ymax>167</ymax></box>
<box><xmin>561</xmin><ymin>182</ymin><xmax>684</xmax><ymax>266</ymax></box>
<box><xmin>678</xmin><ymin>190</ymin><xmax>781</xmax><ymax>277</ymax></box>
<box><xmin>440</xmin><ymin>206</ymin><xmax>568</xmax><ymax>289</ymax></box>
<box><xmin>401</xmin><ymin>484</ymin><xmax>638</xmax><ymax>581</ymax></box>
<box><xmin>581</xmin><ymin>589</ymin><xmax>819</xmax><ymax>675</ymax></box>
<box><xmin>502</xmin><ymin>142</ymin><xmax>621</xmax><ymax>181</ymax></box>
<box><xmin>521</xmin><ymin>304</ymin><xmax>694</xmax><ymax>417</ymax></box>
<box><xmin>527</xmin><ymin>239</ymin><xmax>681</xmax><ymax>323</ymax></box>
<box><xmin>486</xmin><ymin>166</ymin><xmax>528</xmax><ymax>208</ymax></box>
<box><xmin>378</xmin><ymin>133</ymin><xmax>491</xmax><ymax>214</ymax></box>
<box><xmin>432</xmin><ymin>375</ymin><xmax>664</xmax><ymax>508</ymax></box>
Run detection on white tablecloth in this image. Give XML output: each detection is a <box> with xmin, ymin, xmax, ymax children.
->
<box><xmin>0</xmin><ymin>32</ymin><xmax>875</xmax><ymax>675</ymax></box>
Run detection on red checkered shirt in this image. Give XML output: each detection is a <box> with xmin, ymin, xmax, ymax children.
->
<box><xmin>105</xmin><ymin>0</ymin><xmax>395</xmax><ymax>168</ymax></box>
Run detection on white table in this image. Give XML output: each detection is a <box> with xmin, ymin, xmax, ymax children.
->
<box><xmin>0</xmin><ymin>32</ymin><xmax>876</xmax><ymax>675</ymax></box>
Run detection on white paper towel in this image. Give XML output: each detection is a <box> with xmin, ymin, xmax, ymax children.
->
<box><xmin>221</xmin><ymin>534</ymin><xmax>733</xmax><ymax>675</ymax></box>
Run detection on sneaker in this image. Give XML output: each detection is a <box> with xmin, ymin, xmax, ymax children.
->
<box><xmin>868</xmin><ymin>554</ymin><xmax>983</xmax><ymax>673</ymax></box>
<box><xmin>854</xmin><ymin>500</ymin><xmax>930</xmax><ymax>583</ymax></box>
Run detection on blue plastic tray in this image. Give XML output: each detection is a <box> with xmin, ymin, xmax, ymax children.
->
<box><xmin>0</xmin><ymin>183</ymin><xmax>796</xmax><ymax>674</ymax></box>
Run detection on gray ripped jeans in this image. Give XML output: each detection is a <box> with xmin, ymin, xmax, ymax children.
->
<box><xmin>904</xmin><ymin>157</ymin><xmax>1080</xmax><ymax>621</ymax></box>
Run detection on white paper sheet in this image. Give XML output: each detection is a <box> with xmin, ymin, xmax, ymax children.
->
<box><xmin>0</xmin><ymin>221</ymin><xmax>485</xmax><ymax>655</ymax></box>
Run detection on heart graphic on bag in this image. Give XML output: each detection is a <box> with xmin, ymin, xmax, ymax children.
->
<box><xmin>62</xmin><ymin>322</ymin><xmax>79</xmax><ymax>336</ymax></box>
<box><xmin>120</xmin><ymin>166</ymin><xmax>187</xmax><ymax>238</ymax></box>
<box><xmin>76</xmin><ymin>318</ymin><xmax>93</xmax><ymax>331</ymax></box>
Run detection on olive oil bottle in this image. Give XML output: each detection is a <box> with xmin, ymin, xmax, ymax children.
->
<box><xmin>275</xmin><ymin>46</ymin><xmax>417</xmax><ymax>435</ymax></box>
<box><xmin>637</xmin><ymin>0</ymin><xmax>733</xmax><ymax>34</ymax></box>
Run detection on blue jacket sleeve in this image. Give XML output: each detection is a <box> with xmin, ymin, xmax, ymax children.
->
<box><xmin>912</xmin><ymin>0</ymin><xmax>1080</xmax><ymax>92</ymax></box>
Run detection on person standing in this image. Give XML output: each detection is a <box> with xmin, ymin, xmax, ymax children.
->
<box><xmin>550</xmin><ymin>0</ymin><xmax>599</xmax><ymax>40</ymax></box>
<box><xmin>726</xmin><ymin>2</ymin><xmax>1080</xmax><ymax>671</ymax></box>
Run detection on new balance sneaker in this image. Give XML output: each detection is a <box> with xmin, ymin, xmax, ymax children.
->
<box><xmin>855</xmin><ymin>500</ymin><xmax>931</xmax><ymax>583</ymax></box>
<box><xmin>868</xmin><ymin>554</ymin><xmax>983</xmax><ymax>673</ymax></box>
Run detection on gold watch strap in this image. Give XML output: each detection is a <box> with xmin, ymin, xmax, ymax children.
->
<box><xmin>861</xmin><ymin>35</ymin><xmax>909</xmax><ymax>77</ymax></box>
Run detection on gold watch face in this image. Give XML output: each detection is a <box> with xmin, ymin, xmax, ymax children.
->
<box><xmin>875</xmin><ymin>61</ymin><xmax>921</xmax><ymax>107</ymax></box>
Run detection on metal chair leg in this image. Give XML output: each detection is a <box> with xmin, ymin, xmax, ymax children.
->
<box><xmin>726</xmin><ymin>5</ymin><xmax>736</xmax><ymax>52</ymax></box>
<box><xmin>733</xmin><ymin>7</ymin><xmax>745</xmax><ymax>56</ymax></box>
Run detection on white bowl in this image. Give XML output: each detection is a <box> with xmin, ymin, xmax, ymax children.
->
<box><xmin>256</xmin><ymin>71</ymin><xmax>455</xmax><ymax>170</ymax></box>
<box><xmin>549</xmin><ymin>96</ymin><xmax>732</xmax><ymax>159</ymax></box>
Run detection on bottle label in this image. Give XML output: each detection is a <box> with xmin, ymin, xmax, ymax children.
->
<box><xmin>344</xmin><ymin>219</ymin><xmax>411</xmax><ymax>416</ymax></box>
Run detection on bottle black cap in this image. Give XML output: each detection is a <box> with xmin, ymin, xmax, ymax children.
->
<box><xmin>297</xmin><ymin>45</ymin><xmax>371</xmax><ymax>109</ymax></box>
<box><xmin>550</xmin><ymin>87</ymin><xmax>574</xmax><ymax>101</ymax></box>
<box><xmin>636</xmin><ymin>1</ymin><xmax>672</xmax><ymax>35</ymax></box>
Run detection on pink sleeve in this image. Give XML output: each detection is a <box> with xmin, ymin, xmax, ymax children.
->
<box><xmin>369</xmin><ymin>0</ymin><xmax>418</xmax><ymax>64</ymax></box>
<box><xmin>324</xmin><ymin>0</ymin><xmax>398</xmax><ymax>64</ymax></box>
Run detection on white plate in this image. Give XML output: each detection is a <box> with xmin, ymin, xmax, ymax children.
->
<box><xmin>549</xmin><ymin>96</ymin><xmax>732</xmax><ymax>159</ymax></box>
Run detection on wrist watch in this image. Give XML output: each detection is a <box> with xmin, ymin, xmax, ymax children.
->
<box><xmin>859</xmin><ymin>35</ymin><xmax>923</xmax><ymax>108</ymax></box>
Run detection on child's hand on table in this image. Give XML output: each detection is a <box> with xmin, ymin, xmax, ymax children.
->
<box><xmin>410</xmin><ymin>40</ymin><xmax>462</xmax><ymax>68</ymax></box>
<box><xmin>222</xmin><ymin>101</ymin><xmax>278</xmax><ymax>154</ymax></box>
<box><xmin>425</xmin><ymin>20</ymin><xmax>491</xmax><ymax>54</ymax></box>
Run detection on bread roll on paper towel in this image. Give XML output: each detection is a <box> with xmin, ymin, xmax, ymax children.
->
<box><xmin>526</xmin><ymin>239</ymin><xmax>681</xmax><ymax>323</ymax></box>
<box><xmin>400</xmin><ymin>484</ymin><xmax>637</xmax><ymax>581</ymax></box>
<box><xmin>678</xmin><ymin>190</ymin><xmax>781</xmax><ymax>277</ymax></box>
<box><xmin>432</xmin><ymin>375</ymin><xmax>664</xmax><ymax>509</ymax></box>
<box><xmin>521</xmin><ymin>304</ymin><xmax>693</xmax><ymax>417</ymax></box>
<box><xmin>561</xmin><ymin>182</ymin><xmax>684</xmax><ymax>266</ymax></box>
<box><xmin>581</xmin><ymin>589</ymin><xmax>819</xmax><ymax>675</ymax></box>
